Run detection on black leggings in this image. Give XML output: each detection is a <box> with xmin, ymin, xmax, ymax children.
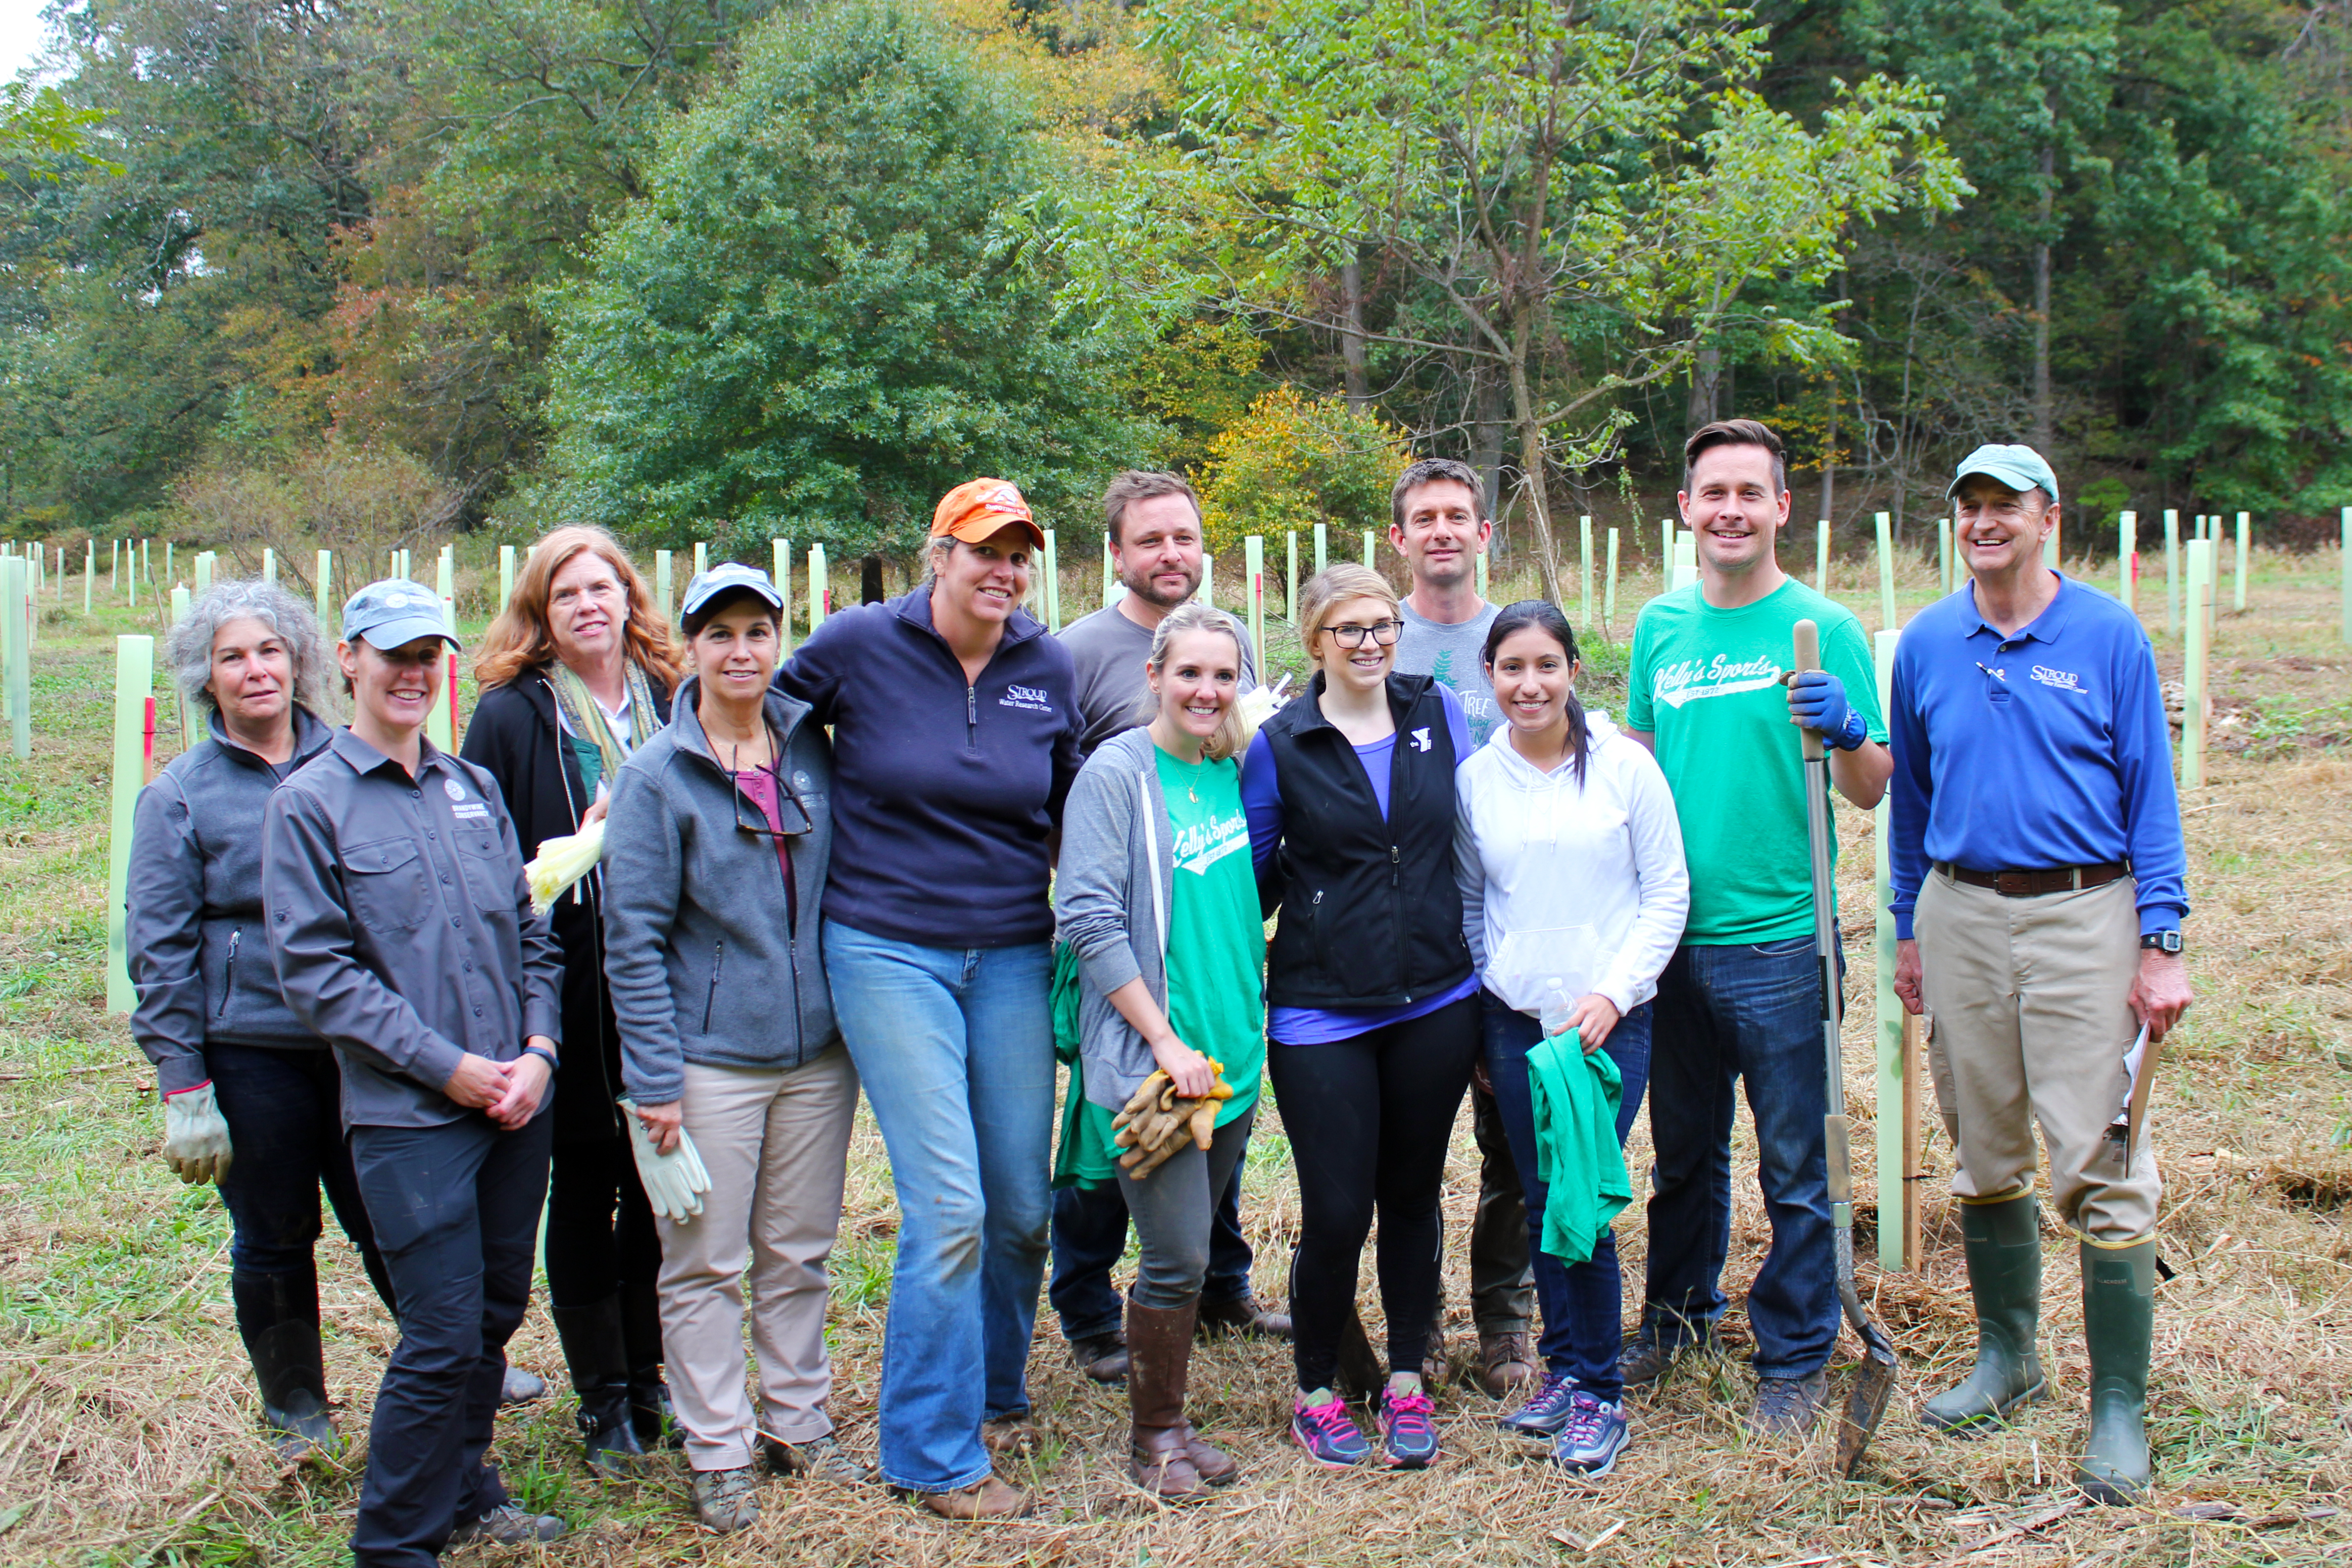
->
<box><xmin>543</xmin><ymin>1135</ymin><xmax>665</xmax><ymax>1368</ymax></box>
<box><xmin>1266</xmin><ymin>993</ymin><xmax>1479</xmax><ymax>1393</ymax></box>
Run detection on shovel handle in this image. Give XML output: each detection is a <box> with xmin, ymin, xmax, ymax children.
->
<box><xmin>1792</xmin><ymin>618</ymin><xmax>1825</xmax><ymax>762</ymax></box>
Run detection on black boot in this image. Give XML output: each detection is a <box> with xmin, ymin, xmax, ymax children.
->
<box><xmin>620</xmin><ymin>1275</ymin><xmax>681</xmax><ymax>1449</ymax></box>
<box><xmin>233</xmin><ymin>1269</ymin><xmax>339</xmax><ymax>1461</ymax></box>
<box><xmin>552</xmin><ymin>1296</ymin><xmax>648</xmax><ymax>1476</ymax></box>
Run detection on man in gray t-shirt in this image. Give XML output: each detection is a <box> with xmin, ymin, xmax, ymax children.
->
<box><xmin>1061</xmin><ymin>599</ymin><xmax>1256</xmax><ymax>759</ymax></box>
<box><xmin>1393</xmin><ymin>598</ymin><xmax>1499</xmax><ymax>748</ymax></box>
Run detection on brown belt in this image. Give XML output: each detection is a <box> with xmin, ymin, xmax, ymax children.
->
<box><xmin>1936</xmin><ymin>860</ymin><xmax>2128</xmax><ymax>897</ymax></box>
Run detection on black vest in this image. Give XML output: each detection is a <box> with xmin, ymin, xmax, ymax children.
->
<box><xmin>1260</xmin><ymin>672</ymin><xmax>1472</xmax><ymax>1009</ymax></box>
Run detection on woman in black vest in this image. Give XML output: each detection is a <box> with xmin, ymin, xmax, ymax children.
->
<box><xmin>1238</xmin><ymin>563</ymin><xmax>1479</xmax><ymax>1472</ymax></box>
<box><xmin>463</xmin><ymin>525</ymin><xmax>681</xmax><ymax>1472</ymax></box>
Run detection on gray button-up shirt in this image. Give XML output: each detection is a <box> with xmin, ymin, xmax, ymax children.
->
<box><xmin>262</xmin><ymin>728</ymin><xmax>563</xmax><ymax>1130</ymax></box>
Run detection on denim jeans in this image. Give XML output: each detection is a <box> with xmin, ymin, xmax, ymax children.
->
<box><xmin>1049</xmin><ymin>1141</ymin><xmax>1256</xmax><ymax>1342</ymax></box>
<box><xmin>822</xmin><ymin>921</ymin><xmax>1056</xmax><ymax>1494</ymax></box>
<box><xmin>1640</xmin><ymin>935</ymin><xmax>1839</xmax><ymax>1379</ymax></box>
<box><xmin>348</xmin><ymin>1110</ymin><xmax>554</xmax><ymax>1568</ymax></box>
<box><xmin>1480</xmin><ymin>993</ymin><xmax>1651</xmax><ymax>1401</ymax></box>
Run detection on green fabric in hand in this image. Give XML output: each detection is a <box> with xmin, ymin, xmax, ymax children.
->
<box><xmin>1527</xmin><ymin>1026</ymin><xmax>1632</xmax><ymax>1266</ymax></box>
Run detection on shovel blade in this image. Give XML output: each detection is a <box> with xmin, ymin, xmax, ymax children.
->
<box><xmin>1832</xmin><ymin>1352</ymin><xmax>1899</xmax><ymax>1478</ymax></box>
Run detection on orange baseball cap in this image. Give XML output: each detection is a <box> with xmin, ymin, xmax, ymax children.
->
<box><xmin>932</xmin><ymin>478</ymin><xmax>1044</xmax><ymax>550</ymax></box>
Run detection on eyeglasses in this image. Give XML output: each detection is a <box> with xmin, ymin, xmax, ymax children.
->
<box><xmin>1322</xmin><ymin>620</ymin><xmax>1401</xmax><ymax>648</ymax></box>
<box><xmin>727</xmin><ymin>750</ymin><xmax>813</xmax><ymax>840</ymax></box>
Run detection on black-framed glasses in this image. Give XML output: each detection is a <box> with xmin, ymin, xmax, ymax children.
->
<box><xmin>1324</xmin><ymin>619</ymin><xmax>1401</xmax><ymax>648</ymax></box>
<box><xmin>727</xmin><ymin>751</ymin><xmax>813</xmax><ymax>840</ymax></box>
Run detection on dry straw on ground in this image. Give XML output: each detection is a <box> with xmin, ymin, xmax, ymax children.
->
<box><xmin>1</xmin><ymin>553</ymin><xmax>2348</xmax><ymax>1565</ymax></box>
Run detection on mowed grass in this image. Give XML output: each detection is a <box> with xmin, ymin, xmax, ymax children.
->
<box><xmin>0</xmin><ymin>547</ymin><xmax>2347</xmax><ymax>1565</ymax></box>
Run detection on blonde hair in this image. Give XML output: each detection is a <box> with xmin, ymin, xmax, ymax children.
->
<box><xmin>1296</xmin><ymin>563</ymin><xmax>1401</xmax><ymax>651</ymax></box>
<box><xmin>472</xmin><ymin>525</ymin><xmax>684</xmax><ymax>692</ymax></box>
<box><xmin>1138</xmin><ymin>602</ymin><xmax>1251</xmax><ymax>762</ymax></box>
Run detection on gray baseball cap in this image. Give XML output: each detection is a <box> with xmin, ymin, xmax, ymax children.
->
<box><xmin>341</xmin><ymin>579</ymin><xmax>461</xmax><ymax>650</ymax></box>
<box><xmin>679</xmin><ymin>561</ymin><xmax>785</xmax><ymax>621</ymax></box>
<box><xmin>1948</xmin><ymin>443</ymin><xmax>2060</xmax><ymax>503</ymax></box>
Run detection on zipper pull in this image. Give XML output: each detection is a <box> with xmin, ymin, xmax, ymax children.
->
<box><xmin>227</xmin><ymin>929</ymin><xmax>240</xmax><ymax>960</ymax></box>
<box><xmin>1390</xmin><ymin>845</ymin><xmax>1401</xmax><ymax>887</ymax></box>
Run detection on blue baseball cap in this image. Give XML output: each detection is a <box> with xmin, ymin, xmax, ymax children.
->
<box><xmin>1948</xmin><ymin>444</ymin><xmax>2060</xmax><ymax>503</ymax></box>
<box><xmin>341</xmin><ymin>579</ymin><xmax>460</xmax><ymax>650</ymax></box>
<box><xmin>679</xmin><ymin>561</ymin><xmax>785</xmax><ymax>624</ymax></box>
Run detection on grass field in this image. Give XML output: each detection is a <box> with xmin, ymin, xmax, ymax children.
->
<box><xmin>1</xmin><ymin>543</ymin><xmax>2347</xmax><ymax>1565</ymax></box>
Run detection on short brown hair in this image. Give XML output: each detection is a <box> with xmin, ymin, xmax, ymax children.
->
<box><xmin>1683</xmin><ymin>419</ymin><xmax>1788</xmax><ymax>496</ymax></box>
<box><xmin>1390</xmin><ymin>458</ymin><xmax>1486</xmax><ymax>534</ymax></box>
<box><xmin>1102</xmin><ymin>470</ymin><xmax>1201</xmax><ymax>547</ymax></box>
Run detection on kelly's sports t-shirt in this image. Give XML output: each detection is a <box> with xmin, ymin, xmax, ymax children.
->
<box><xmin>1626</xmin><ymin>577</ymin><xmax>1886</xmax><ymax>944</ymax></box>
<box><xmin>1152</xmin><ymin>747</ymin><xmax>1263</xmax><ymax>1125</ymax></box>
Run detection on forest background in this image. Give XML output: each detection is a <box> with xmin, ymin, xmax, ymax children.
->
<box><xmin>1</xmin><ymin>0</ymin><xmax>2348</xmax><ymax>583</ymax></box>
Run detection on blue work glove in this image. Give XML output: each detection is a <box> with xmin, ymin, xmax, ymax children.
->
<box><xmin>1788</xmin><ymin>670</ymin><xmax>1869</xmax><ymax>751</ymax></box>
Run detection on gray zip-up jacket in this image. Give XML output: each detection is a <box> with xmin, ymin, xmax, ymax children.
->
<box><xmin>602</xmin><ymin>680</ymin><xmax>839</xmax><ymax>1105</ymax></box>
<box><xmin>1053</xmin><ymin>726</ymin><xmax>1182</xmax><ymax>1111</ymax></box>
<box><xmin>129</xmin><ymin>707</ymin><xmax>337</xmax><ymax>1094</ymax></box>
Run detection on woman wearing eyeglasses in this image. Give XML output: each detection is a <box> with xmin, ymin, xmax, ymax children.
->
<box><xmin>601</xmin><ymin>564</ymin><xmax>861</xmax><ymax>1535</ymax></box>
<box><xmin>1239</xmin><ymin>563</ymin><xmax>1480</xmax><ymax>1471</ymax></box>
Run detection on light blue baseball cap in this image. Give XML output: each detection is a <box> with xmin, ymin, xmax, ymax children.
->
<box><xmin>679</xmin><ymin>561</ymin><xmax>785</xmax><ymax>623</ymax></box>
<box><xmin>341</xmin><ymin>579</ymin><xmax>460</xmax><ymax>650</ymax></box>
<box><xmin>1947</xmin><ymin>443</ymin><xmax>2060</xmax><ymax>503</ymax></box>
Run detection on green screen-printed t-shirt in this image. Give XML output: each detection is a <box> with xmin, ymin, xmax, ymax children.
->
<box><xmin>1626</xmin><ymin>578</ymin><xmax>1886</xmax><ymax>944</ymax></box>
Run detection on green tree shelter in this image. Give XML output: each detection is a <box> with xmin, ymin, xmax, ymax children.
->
<box><xmin>1043</xmin><ymin>0</ymin><xmax>1966</xmax><ymax>599</ymax></box>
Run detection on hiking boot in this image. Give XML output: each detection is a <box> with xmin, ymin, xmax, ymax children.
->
<box><xmin>1551</xmin><ymin>1392</ymin><xmax>1631</xmax><ymax>1477</ymax></box>
<box><xmin>2074</xmin><ymin>1238</ymin><xmax>2156</xmax><ymax>1505</ymax></box>
<box><xmin>982</xmin><ymin>1415</ymin><xmax>1041</xmax><ymax>1458</ymax></box>
<box><xmin>1290</xmin><ymin>1390</ymin><xmax>1371</xmax><ymax>1468</ymax></box>
<box><xmin>1479</xmin><ymin>1331</ymin><xmax>1537</xmax><ymax>1398</ymax></box>
<box><xmin>1747</xmin><ymin>1370</ymin><xmax>1828</xmax><ymax>1439</ymax></box>
<box><xmin>1070</xmin><ymin>1331</ymin><xmax>1129</xmax><ymax>1385</ymax></box>
<box><xmin>763</xmin><ymin>1432</ymin><xmax>871</xmax><ymax>1485</ymax></box>
<box><xmin>1421</xmin><ymin>1326</ymin><xmax>1451</xmax><ymax>1391</ymax></box>
<box><xmin>451</xmin><ymin>1502</ymin><xmax>567</xmax><ymax>1545</ymax></box>
<box><xmin>1377</xmin><ymin>1384</ymin><xmax>1441</xmax><ymax>1469</ymax></box>
<box><xmin>1497</xmin><ymin>1370</ymin><xmax>1580</xmax><ymax>1438</ymax></box>
<box><xmin>915</xmin><ymin>1476</ymin><xmax>1034</xmax><ymax>1520</ymax></box>
<box><xmin>1198</xmin><ymin>1292</ymin><xmax>1292</xmax><ymax>1340</ymax></box>
<box><xmin>1618</xmin><ymin>1324</ymin><xmax>1719</xmax><ymax>1390</ymax></box>
<box><xmin>1923</xmin><ymin>1194</ymin><xmax>2049</xmax><ymax>1435</ymax></box>
<box><xmin>691</xmin><ymin>1466</ymin><xmax>760</xmax><ymax>1533</ymax></box>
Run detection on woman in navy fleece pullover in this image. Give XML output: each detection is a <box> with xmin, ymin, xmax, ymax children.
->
<box><xmin>772</xmin><ymin>479</ymin><xmax>1080</xmax><ymax>1520</ymax></box>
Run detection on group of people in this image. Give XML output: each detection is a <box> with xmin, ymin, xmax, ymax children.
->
<box><xmin>125</xmin><ymin>419</ymin><xmax>2193</xmax><ymax>1565</ymax></box>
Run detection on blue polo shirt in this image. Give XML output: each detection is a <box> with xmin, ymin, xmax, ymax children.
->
<box><xmin>1888</xmin><ymin>573</ymin><xmax>2187</xmax><ymax>941</ymax></box>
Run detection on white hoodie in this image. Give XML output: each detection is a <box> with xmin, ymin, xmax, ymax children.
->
<box><xmin>1454</xmin><ymin>709</ymin><xmax>1690</xmax><ymax>1018</ymax></box>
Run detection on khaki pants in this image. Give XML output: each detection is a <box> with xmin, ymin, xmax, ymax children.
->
<box><xmin>1917</xmin><ymin>870</ymin><xmax>2161</xmax><ymax>1243</ymax></box>
<box><xmin>658</xmin><ymin>1048</ymin><xmax>860</xmax><ymax>1471</ymax></box>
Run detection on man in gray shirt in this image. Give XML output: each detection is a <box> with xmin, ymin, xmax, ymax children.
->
<box><xmin>1383</xmin><ymin>457</ymin><xmax>1534</xmax><ymax>1399</ymax></box>
<box><xmin>264</xmin><ymin>580</ymin><xmax>567</xmax><ymax>1561</ymax></box>
<box><xmin>1049</xmin><ymin>471</ymin><xmax>1285</xmax><ymax>1386</ymax></box>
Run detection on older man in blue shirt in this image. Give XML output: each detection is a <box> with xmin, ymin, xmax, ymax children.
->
<box><xmin>1889</xmin><ymin>445</ymin><xmax>2192</xmax><ymax>1506</ymax></box>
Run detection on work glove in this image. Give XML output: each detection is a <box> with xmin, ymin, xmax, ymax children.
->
<box><xmin>1787</xmin><ymin>669</ymin><xmax>1869</xmax><ymax>751</ymax></box>
<box><xmin>619</xmin><ymin>1098</ymin><xmax>712</xmax><ymax>1223</ymax></box>
<box><xmin>1111</xmin><ymin>1065</ymin><xmax>1235</xmax><ymax>1179</ymax></box>
<box><xmin>162</xmin><ymin>1082</ymin><xmax>233</xmax><ymax>1186</ymax></box>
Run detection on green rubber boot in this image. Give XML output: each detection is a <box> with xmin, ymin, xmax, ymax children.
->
<box><xmin>1922</xmin><ymin>1193</ymin><xmax>2048</xmax><ymax>1435</ymax></box>
<box><xmin>2075</xmin><ymin>1237</ymin><xmax>2155</xmax><ymax>1504</ymax></box>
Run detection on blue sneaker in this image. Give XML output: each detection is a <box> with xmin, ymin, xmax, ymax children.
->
<box><xmin>1291</xmin><ymin>1392</ymin><xmax>1371</xmax><ymax>1468</ymax></box>
<box><xmin>1377</xmin><ymin>1385</ymin><xmax>1441</xmax><ymax>1469</ymax></box>
<box><xmin>1497</xmin><ymin>1371</ymin><xmax>1580</xmax><ymax>1438</ymax></box>
<box><xmin>1551</xmin><ymin>1391</ymin><xmax>1630</xmax><ymax>1476</ymax></box>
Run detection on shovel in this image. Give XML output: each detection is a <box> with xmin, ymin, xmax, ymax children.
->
<box><xmin>1791</xmin><ymin>618</ymin><xmax>1900</xmax><ymax>1477</ymax></box>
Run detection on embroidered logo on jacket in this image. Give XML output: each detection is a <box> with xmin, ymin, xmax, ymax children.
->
<box><xmin>1000</xmin><ymin>684</ymin><xmax>1054</xmax><ymax>713</ymax></box>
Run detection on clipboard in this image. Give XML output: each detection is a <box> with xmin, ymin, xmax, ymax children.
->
<box><xmin>2113</xmin><ymin>1023</ymin><xmax>2160</xmax><ymax>1166</ymax></box>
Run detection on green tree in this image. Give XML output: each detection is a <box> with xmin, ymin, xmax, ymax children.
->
<box><xmin>538</xmin><ymin>0</ymin><xmax>1158</xmax><ymax>553</ymax></box>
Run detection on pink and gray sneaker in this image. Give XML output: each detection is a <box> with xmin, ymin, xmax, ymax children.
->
<box><xmin>1377</xmin><ymin>1384</ymin><xmax>1441</xmax><ymax>1468</ymax></box>
<box><xmin>1291</xmin><ymin>1391</ymin><xmax>1372</xmax><ymax>1468</ymax></box>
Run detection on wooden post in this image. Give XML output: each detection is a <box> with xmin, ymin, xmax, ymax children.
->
<box><xmin>2164</xmin><ymin>510</ymin><xmax>2181</xmax><ymax>634</ymax></box>
<box><xmin>2182</xmin><ymin>538</ymin><xmax>2212</xmax><ymax>788</ymax></box>
<box><xmin>1043</xmin><ymin>528</ymin><xmax>1061</xmax><ymax>632</ymax></box>
<box><xmin>1817</xmin><ymin>519</ymin><xmax>1830</xmax><ymax>594</ymax></box>
<box><xmin>1579</xmin><ymin>515</ymin><xmax>1593</xmax><ymax>629</ymax></box>
<box><xmin>773</xmin><ymin>538</ymin><xmax>793</xmax><ymax>654</ymax></box>
<box><xmin>1245</xmin><ymin>534</ymin><xmax>1264</xmax><ymax>673</ymax></box>
<box><xmin>499</xmin><ymin>544</ymin><xmax>515</xmax><ymax>611</ymax></box>
<box><xmin>1287</xmin><ymin>530</ymin><xmax>1299</xmax><ymax>621</ymax></box>
<box><xmin>655</xmin><ymin>550</ymin><xmax>673</xmax><ymax>628</ymax></box>
<box><xmin>2234</xmin><ymin>512</ymin><xmax>2250</xmax><ymax>612</ymax></box>
<box><xmin>1901</xmin><ymin>1011</ymin><xmax>1924</xmax><ymax>1270</ymax></box>
<box><xmin>1872</xmin><ymin>626</ymin><xmax>1903</xmax><ymax>1270</ymax></box>
<box><xmin>2</xmin><ymin>557</ymin><xmax>27</xmax><ymax>759</ymax></box>
<box><xmin>809</xmin><ymin>543</ymin><xmax>829</xmax><ymax>630</ymax></box>
<box><xmin>2118</xmin><ymin>512</ymin><xmax>2136</xmax><ymax>611</ymax></box>
<box><xmin>1874</xmin><ymin>511</ymin><xmax>1897</xmax><ymax>632</ymax></box>
<box><xmin>1939</xmin><ymin>516</ymin><xmax>1954</xmax><ymax>596</ymax></box>
<box><xmin>107</xmin><ymin>635</ymin><xmax>156</xmax><ymax>1012</ymax></box>
<box><xmin>1605</xmin><ymin>527</ymin><xmax>1621</xmax><ymax>632</ymax></box>
<box><xmin>1313</xmin><ymin>522</ymin><xmax>1328</xmax><ymax>576</ymax></box>
<box><xmin>316</xmin><ymin>550</ymin><xmax>332</xmax><ymax>623</ymax></box>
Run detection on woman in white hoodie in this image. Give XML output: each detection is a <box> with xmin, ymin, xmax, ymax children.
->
<box><xmin>1454</xmin><ymin>600</ymin><xmax>1688</xmax><ymax>1478</ymax></box>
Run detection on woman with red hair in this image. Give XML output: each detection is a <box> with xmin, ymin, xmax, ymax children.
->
<box><xmin>464</xmin><ymin>525</ymin><xmax>686</xmax><ymax>1474</ymax></box>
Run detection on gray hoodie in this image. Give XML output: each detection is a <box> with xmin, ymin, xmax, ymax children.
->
<box><xmin>1052</xmin><ymin>726</ymin><xmax>1184</xmax><ymax>1111</ymax></box>
<box><xmin>601</xmin><ymin>680</ymin><xmax>839</xmax><ymax>1104</ymax></box>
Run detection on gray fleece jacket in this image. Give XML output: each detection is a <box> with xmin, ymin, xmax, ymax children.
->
<box><xmin>601</xmin><ymin>680</ymin><xmax>839</xmax><ymax>1104</ymax></box>
<box><xmin>1053</xmin><ymin>726</ymin><xmax>1181</xmax><ymax>1111</ymax></box>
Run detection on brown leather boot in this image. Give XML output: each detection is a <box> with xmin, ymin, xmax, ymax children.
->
<box><xmin>1126</xmin><ymin>1298</ymin><xmax>1223</xmax><ymax>1501</ymax></box>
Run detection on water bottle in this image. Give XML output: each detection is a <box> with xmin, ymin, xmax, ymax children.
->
<box><xmin>1540</xmin><ymin>978</ymin><xmax>1575</xmax><ymax>1041</ymax></box>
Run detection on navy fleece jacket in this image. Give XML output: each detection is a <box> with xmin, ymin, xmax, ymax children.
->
<box><xmin>774</xmin><ymin>588</ymin><xmax>1082</xmax><ymax>948</ymax></box>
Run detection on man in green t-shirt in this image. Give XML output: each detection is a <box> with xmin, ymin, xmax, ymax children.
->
<box><xmin>1619</xmin><ymin>419</ymin><xmax>1892</xmax><ymax>1438</ymax></box>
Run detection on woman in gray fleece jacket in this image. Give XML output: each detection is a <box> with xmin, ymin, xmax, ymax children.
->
<box><xmin>1054</xmin><ymin>602</ymin><xmax>1266</xmax><ymax>1502</ymax></box>
<box><xmin>600</xmin><ymin>564</ymin><xmax>859</xmax><ymax>1533</ymax></box>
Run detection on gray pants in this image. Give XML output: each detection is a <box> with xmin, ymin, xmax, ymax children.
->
<box><xmin>1116</xmin><ymin>1107</ymin><xmax>1256</xmax><ymax>1311</ymax></box>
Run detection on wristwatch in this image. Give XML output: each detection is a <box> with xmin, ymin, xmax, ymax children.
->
<box><xmin>2139</xmin><ymin>930</ymin><xmax>2183</xmax><ymax>954</ymax></box>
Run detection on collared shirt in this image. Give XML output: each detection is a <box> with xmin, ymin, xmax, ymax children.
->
<box><xmin>262</xmin><ymin>728</ymin><xmax>564</xmax><ymax>1129</ymax></box>
<box><xmin>1888</xmin><ymin>573</ymin><xmax>2188</xmax><ymax>940</ymax></box>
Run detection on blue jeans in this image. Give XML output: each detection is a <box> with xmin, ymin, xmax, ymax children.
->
<box><xmin>1640</xmin><ymin>936</ymin><xmax>1838</xmax><ymax>1379</ymax></box>
<box><xmin>822</xmin><ymin>921</ymin><xmax>1055</xmax><ymax>1494</ymax></box>
<box><xmin>1481</xmin><ymin>993</ymin><xmax>1650</xmax><ymax>1402</ymax></box>
<box><xmin>1049</xmin><ymin>1147</ymin><xmax>1256</xmax><ymax>1342</ymax></box>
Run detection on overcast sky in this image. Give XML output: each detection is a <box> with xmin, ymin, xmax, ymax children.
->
<box><xmin>2</xmin><ymin>0</ymin><xmax>55</xmax><ymax>84</ymax></box>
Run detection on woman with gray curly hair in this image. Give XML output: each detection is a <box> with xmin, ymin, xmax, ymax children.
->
<box><xmin>127</xmin><ymin>576</ymin><xmax>398</xmax><ymax>1460</ymax></box>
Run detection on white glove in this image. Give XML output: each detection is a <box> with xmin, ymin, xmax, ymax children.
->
<box><xmin>619</xmin><ymin>1098</ymin><xmax>711</xmax><ymax>1222</ymax></box>
<box><xmin>162</xmin><ymin>1082</ymin><xmax>234</xmax><ymax>1186</ymax></box>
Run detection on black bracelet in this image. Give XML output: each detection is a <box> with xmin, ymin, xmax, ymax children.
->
<box><xmin>521</xmin><ymin>1045</ymin><xmax>560</xmax><ymax>1073</ymax></box>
